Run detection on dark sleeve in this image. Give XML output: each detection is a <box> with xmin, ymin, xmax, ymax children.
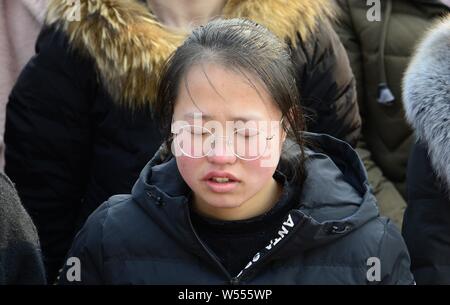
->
<box><xmin>333</xmin><ymin>0</ymin><xmax>366</xmax><ymax>116</ymax></box>
<box><xmin>0</xmin><ymin>172</ymin><xmax>46</xmax><ymax>285</ymax></box>
<box><xmin>378</xmin><ymin>220</ymin><xmax>415</xmax><ymax>285</ymax></box>
<box><xmin>4</xmin><ymin>25</ymin><xmax>96</xmax><ymax>283</ymax></box>
<box><xmin>291</xmin><ymin>17</ymin><xmax>361</xmax><ymax>147</ymax></box>
<box><xmin>402</xmin><ymin>142</ymin><xmax>450</xmax><ymax>284</ymax></box>
<box><xmin>58</xmin><ymin>202</ymin><xmax>108</xmax><ymax>285</ymax></box>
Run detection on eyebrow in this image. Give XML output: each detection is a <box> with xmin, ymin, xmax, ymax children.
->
<box><xmin>183</xmin><ymin>112</ymin><xmax>264</xmax><ymax>122</ymax></box>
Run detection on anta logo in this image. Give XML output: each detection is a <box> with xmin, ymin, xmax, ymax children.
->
<box><xmin>236</xmin><ymin>214</ymin><xmax>295</xmax><ymax>278</ymax></box>
<box><xmin>265</xmin><ymin>214</ymin><xmax>295</xmax><ymax>250</ymax></box>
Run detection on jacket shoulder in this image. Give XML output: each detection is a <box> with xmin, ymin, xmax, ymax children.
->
<box><xmin>352</xmin><ymin>217</ymin><xmax>414</xmax><ymax>284</ymax></box>
<box><xmin>17</xmin><ymin>24</ymin><xmax>97</xmax><ymax>91</ymax></box>
<box><xmin>84</xmin><ymin>193</ymin><xmax>158</xmax><ymax>243</ymax></box>
<box><xmin>88</xmin><ymin>194</ymin><xmax>135</xmax><ymax>224</ymax></box>
<box><xmin>306</xmin><ymin>216</ymin><xmax>414</xmax><ymax>284</ymax></box>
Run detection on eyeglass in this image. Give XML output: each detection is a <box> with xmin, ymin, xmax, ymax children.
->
<box><xmin>171</xmin><ymin>121</ymin><xmax>282</xmax><ymax>160</ymax></box>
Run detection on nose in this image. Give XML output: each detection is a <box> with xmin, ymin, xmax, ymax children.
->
<box><xmin>206</xmin><ymin>136</ymin><xmax>237</xmax><ymax>164</ymax></box>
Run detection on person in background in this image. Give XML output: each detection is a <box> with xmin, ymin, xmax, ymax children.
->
<box><xmin>4</xmin><ymin>0</ymin><xmax>360</xmax><ymax>283</ymax></box>
<box><xmin>0</xmin><ymin>172</ymin><xmax>46</xmax><ymax>285</ymax></box>
<box><xmin>334</xmin><ymin>0</ymin><xmax>449</xmax><ymax>229</ymax></box>
<box><xmin>58</xmin><ymin>19</ymin><xmax>413</xmax><ymax>285</ymax></box>
<box><xmin>402</xmin><ymin>15</ymin><xmax>450</xmax><ymax>285</ymax></box>
<box><xmin>0</xmin><ymin>0</ymin><xmax>48</xmax><ymax>171</ymax></box>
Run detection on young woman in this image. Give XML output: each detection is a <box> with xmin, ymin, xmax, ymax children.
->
<box><xmin>5</xmin><ymin>0</ymin><xmax>360</xmax><ymax>283</ymax></box>
<box><xmin>58</xmin><ymin>19</ymin><xmax>413</xmax><ymax>285</ymax></box>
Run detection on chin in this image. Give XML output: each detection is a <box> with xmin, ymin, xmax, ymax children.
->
<box><xmin>201</xmin><ymin>194</ymin><xmax>245</xmax><ymax>209</ymax></box>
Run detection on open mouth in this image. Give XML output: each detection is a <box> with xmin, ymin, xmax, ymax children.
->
<box><xmin>205</xmin><ymin>177</ymin><xmax>240</xmax><ymax>193</ymax></box>
<box><xmin>209</xmin><ymin>177</ymin><xmax>235</xmax><ymax>183</ymax></box>
<box><xmin>202</xmin><ymin>171</ymin><xmax>241</xmax><ymax>193</ymax></box>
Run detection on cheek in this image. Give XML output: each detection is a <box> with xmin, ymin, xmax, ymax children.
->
<box><xmin>176</xmin><ymin>156</ymin><xmax>203</xmax><ymax>188</ymax></box>
<box><xmin>242</xmin><ymin>159</ymin><xmax>277</xmax><ymax>188</ymax></box>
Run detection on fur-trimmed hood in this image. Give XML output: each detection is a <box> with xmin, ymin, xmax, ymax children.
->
<box><xmin>44</xmin><ymin>0</ymin><xmax>334</xmax><ymax>109</ymax></box>
<box><xmin>403</xmin><ymin>15</ymin><xmax>450</xmax><ymax>189</ymax></box>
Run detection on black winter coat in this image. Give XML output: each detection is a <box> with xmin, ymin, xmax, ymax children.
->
<box><xmin>58</xmin><ymin>133</ymin><xmax>413</xmax><ymax>285</ymax></box>
<box><xmin>403</xmin><ymin>142</ymin><xmax>450</xmax><ymax>284</ymax></box>
<box><xmin>402</xmin><ymin>16</ymin><xmax>450</xmax><ymax>285</ymax></box>
<box><xmin>5</xmin><ymin>0</ymin><xmax>360</xmax><ymax>282</ymax></box>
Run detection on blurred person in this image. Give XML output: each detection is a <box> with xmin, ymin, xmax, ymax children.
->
<box><xmin>4</xmin><ymin>0</ymin><xmax>360</xmax><ymax>282</ymax></box>
<box><xmin>0</xmin><ymin>172</ymin><xmax>46</xmax><ymax>285</ymax></box>
<box><xmin>0</xmin><ymin>0</ymin><xmax>47</xmax><ymax>170</ymax></box>
<box><xmin>402</xmin><ymin>16</ymin><xmax>450</xmax><ymax>284</ymax></box>
<box><xmin>58</xmin><ymin>19</ymin><xmax>413</xmax><ymax>284</ymax></box>
<box><xmin>334</xmin><ymin>0</ymin><xmax>449</xmax><ymax>228</ymax></box>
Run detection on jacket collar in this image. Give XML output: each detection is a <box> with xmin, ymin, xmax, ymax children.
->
<box><xmin>44</xmin><ymin>0</ymin><xmax>334</xmax><ymax>109</ymax></box>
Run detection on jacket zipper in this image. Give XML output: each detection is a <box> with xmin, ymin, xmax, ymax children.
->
<box><xmin>187</xmin><ymin>211</ymin><xmax>245</xmax><ymax>285</ymax></box>
<box><xmin>186</xmin><ymin>209</ymin><xmax>304</xmax><ymax>284</ymax></box>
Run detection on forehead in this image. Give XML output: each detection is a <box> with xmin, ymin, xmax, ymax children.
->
<box><xmin>173</xmin><ymin>63</ymin><xmax>281</xmax><ymax>121</ymax></box>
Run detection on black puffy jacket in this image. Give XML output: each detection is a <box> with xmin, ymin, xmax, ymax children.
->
<box><xmin>5</xmin><ymin>0</ymin><xmax>360</xmax><ymax>282</ymax></box>
<box><xmin>58</xmin><ymin>134</ymin><xmax>412</xmax><ymax>285</ymax></box>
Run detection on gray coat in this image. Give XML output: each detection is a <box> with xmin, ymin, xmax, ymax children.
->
<box><xmin>0</xmin><ymin>172</ymin><xmax>46</xmax><ymax>284</ymax></box>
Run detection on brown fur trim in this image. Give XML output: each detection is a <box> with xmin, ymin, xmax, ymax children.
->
<box><xmin>45</xmin><ymin>0</ymin><xmax>333</xmax><ymax>108</ymax></box>
<box><xmin>223</xmin><ymin>0</ymin><xmax>334</xmax><ymax>45</ymax></box>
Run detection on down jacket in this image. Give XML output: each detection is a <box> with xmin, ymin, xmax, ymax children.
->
<box><xmin>58</xmin><ymin>133</ymin><xmax>413</xmax><ymax>285</ymax></box>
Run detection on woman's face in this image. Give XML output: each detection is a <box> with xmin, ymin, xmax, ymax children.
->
<box><xmin>172</xmin><ymin>63</ymin><xmax>286</xmax><ymax>219</ymax></box>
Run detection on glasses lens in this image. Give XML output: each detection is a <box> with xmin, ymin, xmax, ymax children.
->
<box><xmin>175</xmin><ymin>125</ymin><xmax>214</xmax><ymax>158</ymax></box>
<box><xmin>233</xmin><ymin>128</ymin><xmax>268</xmax><ymax>160</ymax></box>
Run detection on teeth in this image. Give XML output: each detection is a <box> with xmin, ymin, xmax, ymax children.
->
<box><xmin>212</xmin><ymin>177</ymin><xmax>230</xmax><ymax>183</ymax></box>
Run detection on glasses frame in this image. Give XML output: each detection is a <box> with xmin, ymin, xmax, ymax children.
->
<box><xmin>171</xmin><ymin>119</ymin><xmax>283</xmax><ymax>161</ymax></box>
